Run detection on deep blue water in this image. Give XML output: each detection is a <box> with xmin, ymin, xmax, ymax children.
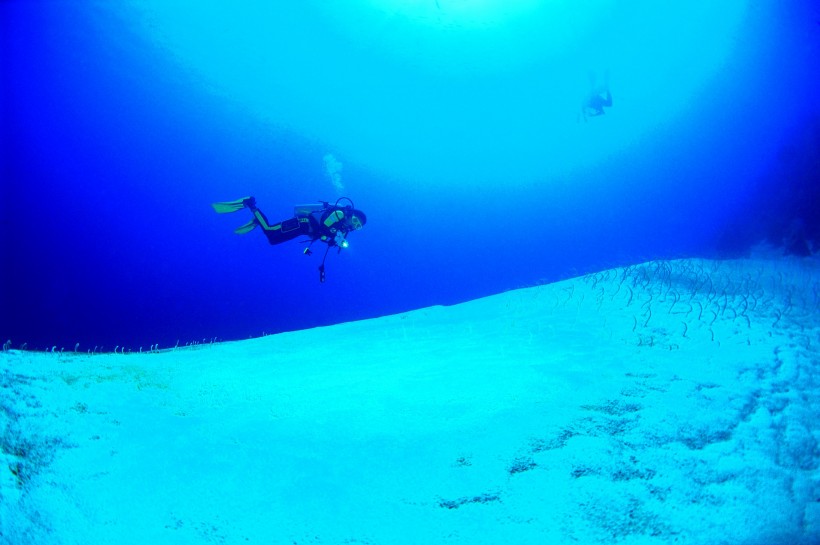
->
<box><xmin>2</xmin><ymin>1</ymin><xmax>819</xmax><ymax>352</ymax></box>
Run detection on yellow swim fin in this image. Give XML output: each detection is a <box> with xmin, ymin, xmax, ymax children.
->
<box><xmin>212</xmin><ymin>197</ymin><xmax>252</xmax><ymax>214</ymax></box>
<box><xmin>234</xmin><ymin>219</ymin><xmax>257</xmax><ymax>235</ymax></box>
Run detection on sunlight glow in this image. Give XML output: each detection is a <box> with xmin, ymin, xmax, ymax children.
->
<box><xmin>361</xmin><ymin>0</ymin><xmax>544</xmax><ymax>28</ymax></box>
<box><xmin>126</xmin><ymin>0</ymin><xmax>748</xmax><ymax>188</ymax></box>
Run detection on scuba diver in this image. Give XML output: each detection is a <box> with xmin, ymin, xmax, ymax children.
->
<box><xmin>212</xmin><ymin>196</ymin><xmax>367</xmax><ymax>283</ymax></box>
<box><xmin>580</xmin><ymin>69</ymin><xmax>612</xmax><ymax>121</ymax></box>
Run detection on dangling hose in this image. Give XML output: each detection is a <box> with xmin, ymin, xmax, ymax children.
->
<box><xmin>318</xmin><ymin>243</ymin><xmax>332</xmax><ymax>283</ymax></box>
<box><xmin>317</xmin><ymin>196</ymin><xmax>355</xmax><ymax>283</ymax></box>
<box><xmin>334</xmin><ymin>196</ymin><xmax>354</xmax><ymax>209</ymax></box>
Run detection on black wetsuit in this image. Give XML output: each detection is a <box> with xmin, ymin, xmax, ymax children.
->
<box><xmin>254</xmin><ymin>204</ymin><xmax>365</xmax><ymax>248</ymax></box>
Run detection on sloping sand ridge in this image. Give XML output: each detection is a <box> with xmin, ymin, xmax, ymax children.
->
<box><xmin>2</xmin><ymin>258</ymin><xmax>818</xmax><ymax>544</ymax></box>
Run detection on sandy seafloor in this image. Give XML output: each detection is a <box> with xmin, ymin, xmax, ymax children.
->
<box><xmin>1</xmin><ymin>258</ymin><xmax>819</xmax><ymax>545</ymax></box>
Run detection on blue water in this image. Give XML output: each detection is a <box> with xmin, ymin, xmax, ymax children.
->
<box><xmin>2</xmin><ymin>1</ymin><xmax>819</xmax><ymax>352</ymax></box>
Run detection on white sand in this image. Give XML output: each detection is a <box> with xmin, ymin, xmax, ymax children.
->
<box><xmin>2</xmin><ymin>258</ymin><xmax>818</xmax><ymax>544</ymax></box>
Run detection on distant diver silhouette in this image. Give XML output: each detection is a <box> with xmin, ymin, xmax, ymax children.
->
<box><xmin>580</xmin><ymin>69</ymin><xmax>612</xmax><ymax>122</ymax></box>
<box><xmin>212</xmin><ymin>196</ymin><xmax>367</xmax><ymax>283</ymax></box>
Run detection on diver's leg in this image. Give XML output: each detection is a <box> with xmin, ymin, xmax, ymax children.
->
<box><xmin>231</xmin><ymin>198</ymin><xmax>270</xmax><ymax>235</ymax></box>
<box><xmin>223</xmin><ymin>198</ymin><xmax>311</xmax><ymax>245</ymax></box>
<box><xmin>602</xmin><ymin>90</ymin><xmax>612</xmax><ymax>107</ymax></box>
<box><xmin>257</xmin><ymin>214</ymin><xmax>313</xmax><ymax>245</ymax></box>
<box><xmin>249</xmin><ymin>206</ymin><xmax>275</xmax><ymax>231</ymax></box>
<box><xmin>231</xmin><ymin>198</ymin><xmax>291</xmax><ymax>242</ymax></box>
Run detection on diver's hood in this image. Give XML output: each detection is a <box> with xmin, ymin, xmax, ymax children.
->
<box><xmin>350</xmin><ymin>209</ymin><xmax>367</xmax><ymax>227</ymax></box>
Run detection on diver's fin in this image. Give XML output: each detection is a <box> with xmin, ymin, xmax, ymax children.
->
<box><xmin>212</xmin><ymin>197</ymin><xmax>253</xmax><ymax>214</ymax></box>
<box><xmin>234</xmin><ymin>219</ymin><xmax>258</xmax><ymax>235</ymax></box>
